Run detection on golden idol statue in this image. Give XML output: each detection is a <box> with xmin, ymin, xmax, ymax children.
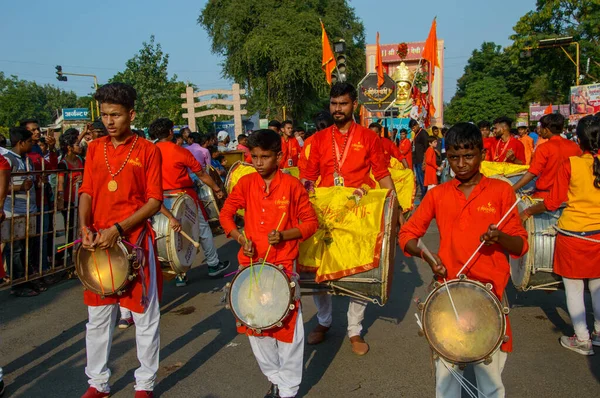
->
<box><xmin>392</xmin><ymin>62</ymin><xmax>414</xmax><ymax>103</ymax></box>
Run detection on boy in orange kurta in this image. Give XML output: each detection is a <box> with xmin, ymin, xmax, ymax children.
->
<box><xmin>424</xmin><ymin>136</ymin><xmax>441</xmax><ymax>189</ymax></box>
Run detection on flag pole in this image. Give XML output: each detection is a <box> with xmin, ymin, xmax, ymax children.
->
<box><xmin>320</xmin><ymin>18</ymin><xmax>341</xmax><ymax>83</ymax></box>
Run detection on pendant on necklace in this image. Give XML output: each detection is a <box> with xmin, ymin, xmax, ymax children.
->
<box><xmin>108</xmin><ymin>179</ymin><xmax>118</xmax><ymax>192</ymax></box>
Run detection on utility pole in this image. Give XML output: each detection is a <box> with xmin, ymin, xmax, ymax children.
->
<box><xmin>55</xmin><ymin>66</ymin><xmax>100</xmax><ymax>118</ymax></box>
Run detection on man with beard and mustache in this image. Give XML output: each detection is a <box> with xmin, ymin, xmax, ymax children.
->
<box><xmin>300</xmin><ymin>82</ymin><xmax>402</xmax><ymax>356</ymax></box>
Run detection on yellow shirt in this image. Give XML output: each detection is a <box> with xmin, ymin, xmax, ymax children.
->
<box><xmin>557</xmin><ymin>155</ymin><xmax>600</xmax><ymax>232</ymax></box>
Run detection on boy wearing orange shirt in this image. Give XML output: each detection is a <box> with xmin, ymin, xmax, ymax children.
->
<box><xmin>399</xmin><ymin>122</ymin><xmax>528</xmax><ymax>398</ymax></box>
<box><xmin>280</xmin><ymin>120</ymin><xmax>302</xmax><ymax>168</ymax></box>
<box><xmin>424</xmin><ymin>136</ymin><xmax>441</xmax><ymax>190</ymax></box>
<box><xmin>220</xmin><ymin>129</ymin><xmax>319</xmax><ymax>398</ymax></box>
<box><xmin>398</xmin><ymin>129</ymin><xmax>413</xmax><ymax>169</ymax></box>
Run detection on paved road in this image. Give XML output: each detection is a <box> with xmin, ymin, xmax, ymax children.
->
<box><xmin>1</xmin><ymin>226</ymin><xmax>599</xmax><ymax>397</ymax></box>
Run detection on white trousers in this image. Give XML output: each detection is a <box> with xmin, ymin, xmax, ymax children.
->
<box><xmin>120</xmin><ymin>306</ymin><xmax>132</xmax><ymax>319</ymax></box>
<box><xmin>248</xmin><ymin>307</ymin><xmax>304</xmax><ymax>398</ymax></box>
<box><xmin>435</xmin><ymin>351</ymin><xmax>507</xmax><ymax>398</ymax></box>
<box><xmin>198</xmin><ymin>207</ymin><xmax>219</xmax><ymax>267</ymax></box>
<box><xmin>313</xmin><ymin>295</ymin><xmax>367</xmax><ymax>338</ymax></box>
<box><xmin>85</xmin><ymin>237</ymin><xmax>160</xmax><ymax>392</ymax></box>
<box><xmin>563</xmin><ymin>277</ymin><xmax>600</xmax><ymax>341</ymax></box>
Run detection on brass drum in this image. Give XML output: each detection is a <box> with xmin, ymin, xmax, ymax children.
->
<box><xmin>75</xmin><ymin>241</ymin><xmax>136</xmax><ymax>297</ymax></box>
<box><xmin>226</xmin><ymin>262</ymin><xmax>297</xmax><ymax>333</ymax></box>
<box><xmin>197</xmin><ymin>167</ymin><xmax>227</xmax><ymax>222</ymax></box>
<box><xmin>418</xmin><ymin>276</ymin><xmax>508</xmax><ymax>365</ymax></box>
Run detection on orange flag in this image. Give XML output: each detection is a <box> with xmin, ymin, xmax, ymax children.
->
<box><xmin>321</xmin><ymin>21</ymin><xmax>336</xmax><ymax>85</ymax></box>
<box><xmin>544</xmin><ymin>104</ymin><xmax>553</xmax><ymax>114</ymax></box>
<box><xmin>375</xmin><ymin>32</ymin><xmax>385</xmax><ymax>88</ymax></box>
<box><xmin>422</xmin><ymin>18</ymin><xmax>439</xmax><ymax>119</ymax></box>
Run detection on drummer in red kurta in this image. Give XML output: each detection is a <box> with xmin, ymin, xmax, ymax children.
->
<box><xmin>521</xmin><ymin>115</ymin><xmax>600</xmax><ymax>356</ymax></box>
<box><xmin>491</xmin><ymin>116</ymin><xmax>526</xmax><ymax>164</ymax></box>
<box><xmin>280</xmin><ymin>120</ymin><xmax>301</xmax><ymax>168</ymax></box>
<box><xmin>369</xmin><ymin>122</ymin><xmax>402</xmax><ymax>167</ymax></box>
<box><xmin>512</xmin><ymin>113</ymin><xmax>582</xmax><ymax>200</ymax></box>
<box><xmin>220</xmin><ymin>129</ymin><xmax>318</xmax><ymax>398</ymax></box>
<box><xmin>78</xmin><ymin>83</ymin><xmax>163</xmax><ymax>398</ymax></box>
<box><xmin>399</xmin><ymin>123</ymin><xmax>528</xmax><ymax>398</ymax></box>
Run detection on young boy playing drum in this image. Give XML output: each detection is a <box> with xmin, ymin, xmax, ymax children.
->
<box><xmin>219</xmin><ymin>129</ymin><xmax>318</xmax><ymax>398</ymax></box>
<box><xmin>399</xmin><ymin>123</ymin><xmax>529</xmax><ymax>398</ymax></box>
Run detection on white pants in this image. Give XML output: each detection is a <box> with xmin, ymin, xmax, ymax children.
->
<box><xmin>563</xmin><ymin>277</ymin><xmax>600</xmax><ymax>340</ymax></box>
<box><xmin>120</xmin><ymin>306</ymin><xmax>132</xmax><ymax>319</ymax></box>
<box><xmin>85</xmin><ymin>237</ymin><xmax>160</xmax><ymax>392</ymax></box>
<box><xmin>435</xmin><ymin>350</ymin><xmax>507</xmax><ymax>398</ymax></box>
<box><xmin>198</xmin><ymin>207</ymin><xmax>219</xmax><ymax>267</ymax></box>
<box><xmin>249</xmin><ymin>307</ymin><xmax>304</xmax><ymax>398</ymax></box>
<box><xmin>313</xmin><ymin>295</ymin><xmax>367</xmax><ymax>338</ymax></box>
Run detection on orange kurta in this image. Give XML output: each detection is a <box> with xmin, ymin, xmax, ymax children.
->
<box><xmin>300</xmin><ymin>122</ymin><xmax>390</xmax><ymax>188</ymax></box>
<box><xmin>380</xmin><ymin>137</ymin><xmax>402</xmax><ymax>167</ymax></box>
<box><xmin>79</xmin><ymin>134</ymin><xmax>163</xmax><ymax>313</ymax></box>
<box><xmin>280</xmin><ymin>136</ymin><xmax>302</xmax><ymax>169</ymax></box>
<box><xmin>399</xmin><ymin>176</ymin><xmax>529</xmax><ymax>352</ymax></box>
<box><xmin>492</xmin><ymin>136</ymin><xmax>526</xmax><ymax>164</ymax></box>
<box><xmin>519</xmin><ymin>134</ymin><xmax>534</xmax><ymax>165</ymax></box>
<box><xmin>398</xmin><ymin>138</ymin><xmax>413</xmax><ymax>169</ymax></box>
<box><xmin>219</xmin><ymin>171</ymin><xmax>318</xmax><ymax>342</ymax></box>
<box><xmin>423</xmin><ymin>146</ymin><xmax>438</xmax><ymax>186</ymax></box>
<box><xmin>298</xmin><ymin>134</ymin><xmax>315</xmax><ymax>173</ymax></box>
<box><xmin>528</xmin><ymin>135</ymin><xmax>582</xmax><ymax>200</ymax></box>
<box><xmin>483</xmin><ymin>137</ymin><xmax>494</xmax><ymax>161</ymax></box>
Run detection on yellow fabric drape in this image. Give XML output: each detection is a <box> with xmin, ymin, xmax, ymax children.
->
<box><xmin>480</xmin><ymin>161</ymin><xmax>529</xmax><ymax>177</ymax></box>
<box><xmin>372</xmin><ymin>157</ymin><xmax>415</xmax><ymax>211</ymax></box>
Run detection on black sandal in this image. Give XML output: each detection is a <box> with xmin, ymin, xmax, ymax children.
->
<box><xmin>11</xmin><ymin>287</ymin><xmax>39</xmax><ymax>297</ymax></box>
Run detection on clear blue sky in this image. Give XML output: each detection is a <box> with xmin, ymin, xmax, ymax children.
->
<box><xmin>0</xmin><ymin>0</ymin><xmax>536</xmax><ymax>102</ymax></box>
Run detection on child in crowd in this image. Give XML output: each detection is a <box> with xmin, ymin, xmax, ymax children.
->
<box><xmin>209</xmin><ymin>146</ymin><xmax>227</xmax><ymax>181</ymax></box>
<box><xmin>424</xmin><ymin>136</ymin><xmax>441</xmax><ymax>190</ymax></box>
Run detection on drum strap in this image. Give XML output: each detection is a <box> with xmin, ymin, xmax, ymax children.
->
<box><xmin>134</xmin><ymin>225</ymin><xmax>150</xmax><ymax>309</ymax></box>
<box><xmin>554</xmin><ymin>226</ymin><xmax>600</xmax><ymax>242</ymax></box>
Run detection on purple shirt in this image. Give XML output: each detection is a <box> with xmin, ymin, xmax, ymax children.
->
<box><xmin>186</xmin><ymin>143</ymin><xmax>210</xmax><ymax>169</ymax></box>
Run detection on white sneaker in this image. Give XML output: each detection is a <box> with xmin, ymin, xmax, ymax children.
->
<box><xmin>591</xmin><ymin>330</ymin><xmax>600</xmax><ymax>347</ymax></box>
<box><xmin>560</xmin><ymin>335</ymin><xmax>594</xmax><ymax>355</ymax></box>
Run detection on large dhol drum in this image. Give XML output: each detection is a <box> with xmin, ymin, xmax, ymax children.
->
<box><xmin>300</xmin><ymin>189</ymin><xmax>398</xmax><ymax>305</ymax></box>
<box><xmin>75</xmin><ymin>241</ymin><xmax>137</xmax><ymax>297</ymax></box>
<box><xmin>225</xmin><ymin>161</ymin><xmax>256</xmax><ymax>194</ymax></box>
<box><xmin>226</xmin><ymin>262</ymin><xmax>297</xmax><ymax>333</ymax></box>
<box><xmin>197</xmin><ymin>166</ymin><xmax>227</xmax><ymax>222</ymax></box>
<box><xmin>152</xmin><ymin>193</ymin><xmax>200</xmax><ymax>274</ymax></box>
<box><xmin>512</xmin><ymin>197</ymin><xmax>563</xmax><ymax>291</ymax></box>
<box><xmin>417</xmin><ymin>276</ymin><xmax>509</xmax><ymax>365</ymax></box>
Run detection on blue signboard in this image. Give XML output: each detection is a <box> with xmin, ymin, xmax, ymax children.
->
<box><xmin>63</xmin><ymin>108</ymin><xmax>90</xmax><ymax>121</ymax></box>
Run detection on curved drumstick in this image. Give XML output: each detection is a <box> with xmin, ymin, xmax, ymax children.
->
<box><xmin>179</xmin><ymin>230</ymin><xmax>200</xmax><ymax>249</ymax></box>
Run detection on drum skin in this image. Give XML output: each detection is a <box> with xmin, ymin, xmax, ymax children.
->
<box><xmin>227</xmin><ymin>262</ymin><xmax>295</xmax><ymax>332</ymax></box>
<box><xmin>420</xmin><ymin>277</ymin><xmax>507</xmax><ymax>365</ymax></box>
<box><xmin>152</xmin><ymin>194</ymin><xmax>200</xmax><ymax>274</ymax></box>
<box><xmin>75</xmin><ymin>241</ymin><xmax>134</xmax><ymax>297</ymax></box>
<box><xmin>197</xmin><ymin>166</ymin><xmax>227</xmax><ymax>222</ymax></box>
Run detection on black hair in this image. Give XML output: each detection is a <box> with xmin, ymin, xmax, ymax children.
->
<box><xmin>575</xmin><ymin>115</ymin><xmax>600</xmax><ymax>189</ymax></box>
<box><xmin>172</xmin><ymin>133</ymin><xmax>182</xmax><ymax>143</ymax></box>
<box><xmin>408</xmin><ymin>119</ymin><xmax>419</xmax><ymax>129</ymax></box>
<box><xmin>306</xmin><ymin>128</ymin><xmax>317</xmax><ymax>138</ymax></box>
<box><xmin>427</xmin><ymin>135</ymin><xmax>438</xmax><ymax>145</ymax></box>
<box><xmin>134</xmin><ymin>129</ymin><xmax>146</xmax><ymax>138</ymax></box>
<box><xmin>281</xmin><ymin>120</ymin><xmax>293</xmax><ymax>128</ymax></box>
<box><xmin>39</xmin><ymin>137</ymin><xmax>47</xmax><ymax>145</ymax></box>
<box><xmin>445</xmin><ymin>122</ymin><xmax>483</xmax><ymax>152</ymax></box>
<box><xmin>179</xmin><ymin>127</ymin><xmax>192</xmax><ymax>136</ymax></box>
<box><xmin>238</xmin><ymin>134</ymin><xmax>248</xmax><ymax>141</ymax></box>
<box><xmin>149</xmin><ymin>118</ymin><xmax>174</xmax><ymax>140</ymax></box>
<box><xmin>383</xmin><ymin>128</ymin><xmax>390</xmax><ymax>139</ymax></box>
<box><xmin>432</xmin><ymin>126</ymin><xmax>439</xmax><ymax>131</ymax></box>
<box><xmin>94</xmin><ymin>82</ymin><xmax>137</xmax><ymax>110</ymax></box>
<box><xmin>493</xmin><ymin>116</ymin><xmax>512</xmax><ymax>127</ymax></box>
<box><xmin>477</xmin><ymin>120</ymin><xmax>491</xmax><ymax>130</ymax></box>
<box><xmin>19</xmin><ymin>118</ymin><xmax>39</xmax><ymax>127</ymax></box>
<box><xmin>91</xmin><ymin>120</ymin><xmax>106</xmax><ymax>130</ymax></box>
<box><xmin>247</xmin><ymin>129</ymin><xmax>282</xmax><ymax>153</ymax></box>
<box><xmin>314</xmin><ymin>111</ymin><xmax>334</xmax><ymax>132</ymax></box>
<box><xmin>441</xmin><ymin>127</ymin><xmax>449</xmax><ymax>136</ymax></box>
<box><xmin>268</xmin><ymin>120</ymin><xmax>282</xmax><ymax>130</ymax></box>
<box><xmin>64</xmin><ymin>128</ymin><xmax>79</xmax><ymax>136</ymax></box>
<box><xmin>59</xmin><ymin>132</ymin><xmax>79</xmax><ymax>151</ymax></box>
<box><xmin>208</xmin><ymin>145</ymin><xmax>220</xmax><ymax>155</ymax></box>
<box><xmin>9</xmin><ymin>126</ymin><xmax>32</xmax><ymax>147</ymax></box>
<box><xmin>330</xmin><ymin>82</ymin><xmax>357</xmax><ymax>102</ymax></box>
<box><xmin>0</xmin><ymin>135</ymin><xmax>6</xmax><ymax>148</ymax></box>
<box><xmin>400</xmin><ymin>128</ymin><xmax>408</xmax><ymax>135</ymax></box>
<box><xmin>539</xmin><ymin>113</ymin><xmax>565</xmax><ymax>135</ymax></box>
<box><xmin>189</xmin><ymin>132</ymin><xmax>206</xmax><ymax>146</ymax></box>
<box><xmin>294</xmin><ymin>127</ymin><xmax>305</xmax><ymax>133</ymax></box>
<box><xmin>369</xmin><ymin>122</ymin><xmax>382</xmax><ymax>132</ymax></box>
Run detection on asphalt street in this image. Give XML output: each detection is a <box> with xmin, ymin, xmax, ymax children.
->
<box><xmin>1</xmin><ymin>224</ymin><xmax>599</xmax><ymax>397</ymax></box>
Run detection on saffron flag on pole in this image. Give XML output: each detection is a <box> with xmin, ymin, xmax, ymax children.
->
<box><xmin>376</xmin><ymin>32</ymin><xmax>385</xmax><ymax>88</ymax></box>
<box><xmin>544</xmin><ymin>104</ymin><xmax>553</xmax><ymax>114</ymax></box>
<box><xmin>321</xmin><ymin>21</ymin><xmax>336</xmax><ymax>85</ymax></box>
<box><xmin>422</xmin><ymin>17</ymin><xmax>439</xmax><ymax>120</ymax></box>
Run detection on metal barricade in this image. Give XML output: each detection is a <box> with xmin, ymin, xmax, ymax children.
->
<box><xmin>1</xmin><ymin>167</ymin><xmax>84</xmax><ymax>287</ymax></box>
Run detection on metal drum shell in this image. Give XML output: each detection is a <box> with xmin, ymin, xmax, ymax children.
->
<box><xmin>197</xmin><ymin>167</ymin><xmax>227</xmax><ymax>223</ymax></box>
<box><xmin>420</xmin><ymin>278</ymin><xmax>507</xmax><ymax>366</ymax></box>
<box><xmin>75</xmin><ymin>241</ymin><xmax>134</xmax><ymax>297</ymax></box>
<box><xmin>227</xmin><ymin>262</ymin><xmax>296</xmax><ymax>332</ymax></box>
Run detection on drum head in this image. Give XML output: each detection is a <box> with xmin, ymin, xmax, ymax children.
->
<box><xmin>422</xmin><ymin>279</ymin><xmax>505</xmax><ymax>364</ymax></box>
<box><xmin>229</xmin><ymin>264</ymin><xmax>292</xmax><ymax>330</ymax></box>
<box><xmin>168</xmin><ymin>194</ymin><xmax>200</xmax><ymax>271</ymax></box>
<box><xmin>76</xmin><ymin>242</ymin><xmax>131</xmax><ymax>295</ymax></box>
<box><xmin>225</xmin><ymin>161</ymin><xmax>256</xmax><ymax>194</ymax></box>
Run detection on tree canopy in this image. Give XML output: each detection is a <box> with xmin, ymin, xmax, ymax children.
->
<box><xmin>199</xmin><ymin>0</ymin><xmax>366</xmax><ymax>122</ymax></box>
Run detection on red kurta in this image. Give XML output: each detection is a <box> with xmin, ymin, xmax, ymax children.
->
<box><xmin>492</xmin><ymin>136</ymin><xmax>526</xmax><ymax>164</ymax></box>
<box><xmin>79</xmin><ymin>134</ymin><xmax>164</xmax><ymax>313</ymax></box>
<box><xmin>298</xmin><ymin>135</ymin><xmax>315</xmax><ymax>173</ymax></box>
<box><xmin>380</xmin><ymin>137</ymin><xmax>402</xmax><ymax>167</ymax></box>
<box><xmin>423</xmin><ymin>146</ymin><xmax>438</xmax><ymax>186</ymax></box>
<box><xmin>483</xmin><ymin>137</ymin><xmax>494</xmax><ymax>161</ymax></box>
<box><xmin>398</xmin><ymin>138</ymin><xmax>413</xmax><ymax>169</ymax></box>
<box><xmin>528</xmin><ymin>135</ymin><xmax>582</xmax><ymax>200</ymax></box>
<box><xmin>399</xmin><ymin>176</ymin><xmax>529</xmax><ymax>352</ymax></box>
<box><xmin>220</xmin><ymin>171</ymin><xmax>318</xmax><ymax>342</ymax></box>
<box><xmin>280</xmin><ymin>136</ymin><xmax>301</xmax><ymax>168</ymax></box>
<box><xmin>300</xmin><ymin>122</ymin><xmax>390</xmax><ymax>188</ymax></box>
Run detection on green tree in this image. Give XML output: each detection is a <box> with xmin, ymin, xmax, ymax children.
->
<box><xmin>110</xmin><ymin>36</ymin><xmax>188</xmax><ymax>128</ymax></box>
<box><xmin>444</xmin><ymin>77</ymin><xmax>520</xmax><ymax>125</ymax></box>
<box><xmin>199</xmin><ymin>0</ymin><xmax>365</xmax><ymax>122</ymax></box>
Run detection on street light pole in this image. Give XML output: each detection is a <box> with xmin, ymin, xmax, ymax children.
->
<box><xmin>56</xmin><ymin>69</ymin><xmax>100</xmax><ymax>119</ymax></box>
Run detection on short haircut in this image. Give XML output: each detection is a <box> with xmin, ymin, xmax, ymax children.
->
<box><xmin>314</xmin><ymin>111</ymin><xmax>334</xmax><ymax>131</ymax></box>
<box><xmin>477</xmin><ymin>120</ymin><xmax>491</xmax><ymax>130</ymax></box>
<box><xmin>91</xmin><ymin>120</ymin><xmax>106</xmax><ymax>130</ymax></box>
<box><xmin>179</xmin><ymin>127</ymin><xmax>192</xmax><ymax>136</ymax></box>
<box><xmin>59</xmin><ymin>132</ymin><xmax>79</xmax><ymax>150</ymax></box>
<box><xmin>172</xmin><ymin>133</ymin><xmax>182</xmax><ymax>143</ymax></box>
<box><xmin>268</xmin><ymin>120</ymin><xmax>282</xmax><ymax>130</ymax></box>
<box><xmin>0</xmin><ymin>135</ymin><xmax>7</xmax><ymax>148</ymax></box>
<box><xmin>441</xmin><ymin>127</ymin><xmax>449</xmax><ymax>136</ymax></box>
<box><xmin>445</xmin><ymin>122</ymin><xmax>483</xmax><ymax>152</ymax></box>
<box><xmin>64</xmin><ymin>128</ymin><xmax>79</xmax><ymax>136</ymax></box>
<box><xmin>94</xmin><ymin>82</ymin><xmax>137</xmax><ymax>109</ymax></box>
<box><xmin>493</xmin><ymin>116</ymin><xmax>513</xmax><ymax>127</ymax></box>
<box><xmin>369</xmin><ymin>122</ymin><xmax>382</xmax><ymax>132</ymax></box>
<box><xmin>408</xmin><ymin>119</ymin><xmax>419</xmax><ymax>129</ymax></box>
<box><xmin>238</xmin><ymin>134</ymin><xmax>248</xmax><ymax>141</ymax></box>
<box><xmin>294</xmin><ymin>127</ymin><xmax>305</xmax><ymax>133</ymax></box>
<box><xmin>432</xmin><ymin>126</ymin><xmax>439</xmax><ymax>131</ymax></box>
<box><xmin>134</xmin><ymin>129</ymin><xmax>146</xmax><ymax>138</ymax></box>
<box><xmin>247</xmin><ymin>129</ymin><xmax>282</xmax><ymax>153</ymax></box>
<box><xmin>19</xmin><ymin>118</ymin><xmax>39</xmax><ymax>127</ymax></box>
<box><xmin>281</xmin><ymin>120</ymin><xmax>293</xmax><ymax>128</ymax></box>
<box><xmin>190</xmin><ymin>132</ymin><xmax>206</xmax><ymax>145</ymax></box>
<box><xmin>428</xmin><ymin>135</ymin><xmax>438</xmax><ymax>144</ymax></box>
<box><xmin>208</xmin><ymin>145</ymin><xmax>220</xmax><ymax>155</ymax></box>
<box><xmin>539</xmin><ymin>113</ymin><xmax>565</xmax><ymax>135</ymax></box>
<box><xmin>9</xmin><ymin>126</ymin><xmax>32</xmax><ymax>147</ymax></box>
<box><xmin>330</xmin><ymin>82</ymin><xmax>357</xmax><ymax>102</ymax></box>
<box><xmin>149</xmin><ymin>118</ymin><xmax>174</xmax><ymax>140</ymax></box>
<box><xmin>400</xmin><ymin>128</ymin><xmax>408</xmax><ymax>135</ymax></box>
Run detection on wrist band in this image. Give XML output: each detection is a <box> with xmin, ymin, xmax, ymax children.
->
<box><xmin>114</xmin><ymin>223</ymin><xmax>125</xmax><ymax>236</ymax></box>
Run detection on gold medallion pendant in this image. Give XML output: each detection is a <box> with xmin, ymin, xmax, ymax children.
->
<box><xmin>108</xmin><ymin>180</ymin><xmax>118</xmax><ymax>192</ymax></box>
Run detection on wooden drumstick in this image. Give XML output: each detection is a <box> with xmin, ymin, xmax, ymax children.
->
<box><xmin>179</xmin><ymin>230</ymin><xmax>200</xmax><ymax>249</ymax></box>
